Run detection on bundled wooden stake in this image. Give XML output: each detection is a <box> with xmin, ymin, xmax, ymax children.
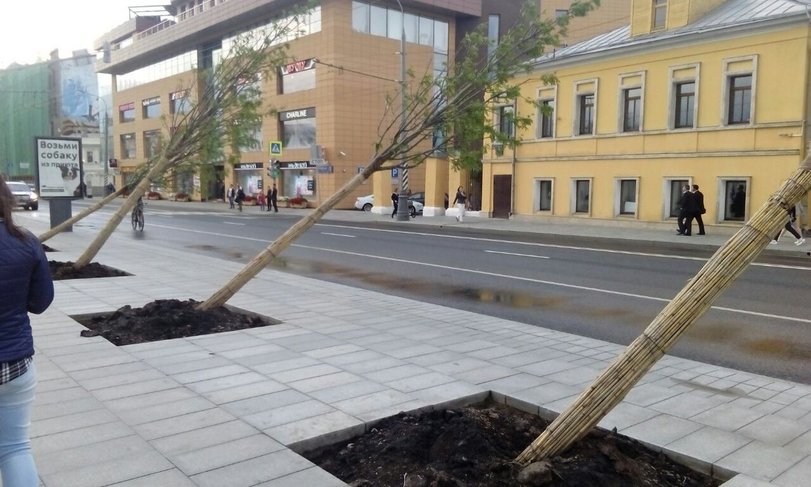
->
<box><xmin>517</xmin><ymin>156</ymin><xmax>811</xmax><ymax>464</ymax></box>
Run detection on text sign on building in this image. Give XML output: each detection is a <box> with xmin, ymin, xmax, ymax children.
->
<box><xmin>35</xmin><ymin>137</ymin><xmax>83</xmax><ymax>199</ymax></box>
<box><xmin>234</xmin><ymin>163</ymin><xmax>263</xmax><ymax>171</ymax></box>
<box><xmin>142</xmin><ymin>96</ymin><xmax>160</xmax><ymax>107</ymax></box>
<box><xmin>281</xmin><ymin>58</ymin><xmax>316</xmax><ymax>75</ymax></box>
<box><xmin>278</xmin><ymin>107</ymin><xmax>315</xmax><ymax>121</ymax></box>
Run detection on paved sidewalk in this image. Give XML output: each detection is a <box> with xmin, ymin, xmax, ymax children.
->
<box><xmin>10</xmin><ymin>209</ymin><xmax>811</xmax><ymax>486</ymax></box>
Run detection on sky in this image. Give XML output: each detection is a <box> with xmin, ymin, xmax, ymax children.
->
<box><xmin>0</xmin><ymin>0</ymin><xmax>148</xmax><ymax>68</ymax></box>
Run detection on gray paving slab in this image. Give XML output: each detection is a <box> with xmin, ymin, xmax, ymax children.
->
<box><xmin>716</xmin><ymin>441</ymin><xmax>807</xmax><ymax>481</ymax></box>
<box><xmin>254</xmin><ymin>467</ymin><xmax>346</xmax><ymax>487</ymax></box>
<box><xmin>171</xmin><ymin>434</ymin><xmax>286</xmax><ymax>476</ymax></box>
<box><xmin>189</xmin><ymin>449</ymin><xmax>314</xmax><ymax>487</ymax></box>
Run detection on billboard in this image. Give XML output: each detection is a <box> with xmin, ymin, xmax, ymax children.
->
<box><xmin>59</xmin><ymin>56</ymin><xmax>100</xmax><ymax>137</ymax></box>
<box><xmin>35</xmin><ymin>137</ymin><xmax>83</xmax><ymax>198</ymax></box>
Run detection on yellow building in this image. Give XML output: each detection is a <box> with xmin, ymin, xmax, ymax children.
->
<box><xmin>483</xmin><ymin>0</ymin><xmax>810</xmax><ymax>234</ymax></box>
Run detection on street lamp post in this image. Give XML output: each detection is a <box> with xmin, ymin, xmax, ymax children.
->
<box><xmin>395</xmin><ymin>0</ymin><xmax>410</xmax><ymax>221</ymax></box>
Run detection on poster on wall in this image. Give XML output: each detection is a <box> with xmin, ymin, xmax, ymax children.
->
<box><xmin>35</xmin><ymin>137</ymin><xmax>83</xmax><ymax>198</ymax></box>
<box><xmin>60</xmin><ymin>56</ymin><xmax>100</xmax><ymax>136</ymax></box>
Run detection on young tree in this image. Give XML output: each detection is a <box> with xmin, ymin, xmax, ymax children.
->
<box><xmin>198</xmin><ymin>1</ymin><xmax>601</xmax><ymax>309</ymax></box>
<box><xmin>69</xmin><ymin>5</ymin><xmax>315</xmax><ymax>270</ymax></box>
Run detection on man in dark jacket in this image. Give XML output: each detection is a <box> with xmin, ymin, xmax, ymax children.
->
<box><xmin>0</xmin><ymin>175</ymin><xmax>54</xmax><ymax>484</ymax></box>
<box><xmin>268</xmin><ymin>184</ymin><xmax>278</xmax><ymax>213</ymax></box>
<box><xmin>677</xmin><ymin>185</ymin><xmax>697</xmax><ymax>236</ymax></box>
<box><xmin>691</xmin><ymin>184</ymin><xmax>706</xmax><ymax>235</ymax></box>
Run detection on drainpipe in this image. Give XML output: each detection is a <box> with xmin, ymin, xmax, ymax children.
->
<box><xmin>510</xmin><ymin>98</ymin><xmax>517</xmax><ymax>218</ymax></box>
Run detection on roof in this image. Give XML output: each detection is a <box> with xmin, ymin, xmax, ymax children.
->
<box><xmin>535</xmin><ymin>0</ymin><xmax>809</xmax><ymax>66</ymax></box>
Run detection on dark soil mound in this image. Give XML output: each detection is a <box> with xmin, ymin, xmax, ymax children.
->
<box><xmin>307</xmin><ymin>402</ymin><xmax>720</xmax><ymax>487</ymax></box>
<box><xmin>75</xmin><ymin>299</ymin><xmax>276</xmax><ymax>346</ymax></box>
<box><xmin>49</xmin><ymin>260</ymin><xmax>129</xmax><ymax>280</ymax></box>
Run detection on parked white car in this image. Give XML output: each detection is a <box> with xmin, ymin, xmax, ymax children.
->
<box><xmin>354</xmin><ymin>193</ymin><xmax>423</xmax><ymax>217</ymax></box>
<box><xmin>354</xmin><ymin>194</ymin><xmax>374</xmax><ymax>211</ymax></box>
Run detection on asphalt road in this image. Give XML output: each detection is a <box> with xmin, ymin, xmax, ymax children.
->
<box><xmin>66</xmin><ymin>200</ymin><xmax>811</xmax><ymax>383</ymax></box>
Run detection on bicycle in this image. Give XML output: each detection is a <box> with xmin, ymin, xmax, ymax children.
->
<box><xmin>131</xmin><ymin>197</ymin><xmax>145</xmax><ymax>231</ymax></box>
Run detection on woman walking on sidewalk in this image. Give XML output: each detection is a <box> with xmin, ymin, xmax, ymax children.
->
<box><xmin>453</xmin><ymin>186</ymin><xmax>467</xmax><ymax>223</ymax></box>
<box><xmin>0</xmin><ymin>175</ymin><xmax>54</xmax><ymax>487</ymax></box>
<box><xmin>771</xmin><ymin>205</ymin><xmax>806</xmax><ymax>246</ymax></box>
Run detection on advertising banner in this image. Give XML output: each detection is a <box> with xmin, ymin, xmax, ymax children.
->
<box><xmin>35</xmin><ymin>137</ymin><xmax>83</xmax><ymax>198</ymax></box>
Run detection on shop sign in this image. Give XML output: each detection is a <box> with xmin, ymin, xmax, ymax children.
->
<box><xmin>278</xmin><ymin>107</ymin><xmax>315</xmax><ymax>121</ymax></box>
<box><xmin>119</xmin><ymin>102</ymin><xmax>135</xmax><ymax>112</ymax></box>
<box><xmin>142</xmin><ymin>96</ymin><xmax>160</xmax><ymax>107</ymax></box>
<box><xmin>282</xmin><ymin>161</ymin><xmax>314</xmax><ymax>169</ymax></box>
<box><xmin>234</xmin><ymin>162</ymin><xmax>263</xmax><ymax>170</ymax></box>
<box><xmin>281</xmin><ymin>58</ymin><xmax>315</xmax><ymax>75</ymax></box>
<box><xmin>317</xmin><ymin>165</ymin><xmax>333</xmax><ymax>174</ymax></box>
<box><xmin>170</xmin><ymin>90</ymin><xmax>189</xmax><ymax>100</ymax></box>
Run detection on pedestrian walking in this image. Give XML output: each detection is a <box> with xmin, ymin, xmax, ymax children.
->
<box><xmin>691</xmin><ymin>184</ymin><xmax>706</xmax><ymax>235</ymax></box>
<box><xmin>391</xmin><ymin>191</ymin><xmax>399</xmax><ymax>218</ymax></box>
<box><xmin>0</xmin><ymin>175</ymin><xmax>55</xmax><ymax>487</ymax></box>
<box><xmin>269</xmin><ymin>184</ymin><xmax>278</xmax><ymax>213</ymax></box>
<box><xmin>453</xmin><ymin>186</ymin><xmax>467</xmax><ymax>223</ymax></box>
<box><xmin>235</xmin><ymin>186</ymin><xmax>245</xmax><ymax>212</ymax></box>
<box><xmin>257</xmin><ymin>191</ymin><xmax>266</xmax><ymax>211</ymax></box>
<box><xmin>227</xmin><ymin>185</ymin><xmax>235</xmax><ymax>209</ymax></box>
<box><xmin>770</xmin><ymin>205</ymin><xmax>806</xmax><ymax>246</ymax></box>
<box><xmin>676</xmin><ymin>185</ymin><xmax>696</xmax><ymax>236</ymax></box>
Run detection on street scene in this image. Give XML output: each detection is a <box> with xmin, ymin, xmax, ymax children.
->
<box><xmin>1</xmin><ymin>0</ymin><xmax>811</xmax><ymax>486</ymax></box>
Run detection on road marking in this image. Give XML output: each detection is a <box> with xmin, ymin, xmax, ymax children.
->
<box><xmin>86</xmin><ymin>220</ymin><xmax>810</xmax><ymax>325</ymax></box>
<box><xmin>486</xmin><ymin>250</ymin><xmax>550</xmax><ymax>259</ymax></box>
<box><xmin>322</xmin><ymin>232</ymin><xmax>356</xmax><ymax>238</ymax></box>
<box><xmin>292</xmin><ymin>244</ymin><xmax>811</xmax><ymax>325</ymax></box>
<box><xmin>317</xmin><ymin>224</ymin><xmax>811</xmax><ymax>271</ymax></box>
<box><xmin>223</xmin><ymin>221</ymin><xmax>246</xmax><ymax>226</ymax></box>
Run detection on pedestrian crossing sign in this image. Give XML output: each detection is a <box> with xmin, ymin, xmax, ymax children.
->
<box><xmin>269</xmin><ymin>141</ymin><xmax>283</xmax><ymax>156</ymax></box>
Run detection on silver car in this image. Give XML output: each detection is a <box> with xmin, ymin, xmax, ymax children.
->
<box><xmin>6</xmin><ymin>181</ymin><xmax>39</xmax><ymax>210</ymax></box>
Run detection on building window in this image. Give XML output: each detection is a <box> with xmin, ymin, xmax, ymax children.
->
<box><xmin>86</xmin><ymin>151</ymin><xmax>94</xmax><ymax>163</ymax></box>
<box><xmin>142</xmin><ymin>97</ymin><xmax>161</xmax><ymax>119</ymax></box>
<box><xmin>143</xmin><ymin>130</ymin><xmax>161</xmax><ymax>159</ymax></box>
<box><xmin>617</xmin><ymin>179</ymin><xmax>638</xmax><ymax>215</ymax></box>
<box><xmin>370</xmin><ymin>5</ymin><xmax>387</xmax><ymax>36</ymax></box>
<box><xmin>674</xmin><ymin>81</ymin><xmax>695</xmax><ymax>128</ymax></box>
<box><xmin>622</xmin><ymin>87</ymin><xmax>641</xmax><ymax>132</ymax></box>
<box><xmin>280</xmin><ymin>58</ymin><xmax>316</xmax><ymax>94</ymax></box>
<box><xmin>536</xmin><ymin>179</ymin><xmax>553</xmax><ymax>212</ymax></box>
<box><xmin>555</xmin><ymin>10</ymin><xmax>568</xmax><ymax>21</ymax></box>
<box><xmin>497</xmin><ymin>105</ymin><xmax>514</xmax><ymax>139</ymax></box>
<box><xmin>727</xmin><ymin>74</ymin><xmax>752</xmax><ymax>125</ymax></box>
<box><xmin>170</xmin><ymin>90</ymin><xmax>191</xmax><ymax>115</ymax></box>
<box><xmin>573</xmin><ymin>179</ymin><xmax>591</xmax><ymax>214</ymax></box>
<box><xmin>119</xmin><ymin>102</ymin><xmax>135</xmax><ymax>123</ymax></box>
<box><xmin>724</xmin><ymin>180</ymin><xmax>748</xmax><ymax>221</ymax></box>
<box><xmin>279</xmin><ymin>107</ymin><xmax>316</xmax><ymax>149</ymax></box>
<box><xmin>578</xmin><ymin>94</ymin><xmax>594</xmax><ymax>135</ymax></box>
<box><xmin>538</xmin><ymin>99</ymin><xmax>554</xmax><ymax>138</ymax></box>
<box><xmin>488</xmin><ymin>15</ymin><xmax>500</xmax><ymax>58</ymax></box>
<box><xmin>352</xmin><ymin>1</ymin><xmax>369</xmax><ymax>32</ymax></box>
<box><xmin>120</xmin><ymin>133</ymin><xmax>136</xmax><ymax>159</ymax></box>
<box><xmin>652</xmin><ymin>0</ymin><xmax>667</xmax><ymax>30</ymax></box>
<box><xmin>666</xmin><ymin>179</ymin><xmax>689</xmax><ymax>218</ymax></box>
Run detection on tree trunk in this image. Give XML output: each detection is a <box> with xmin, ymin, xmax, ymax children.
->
<box><xmin>516</xmin><ymin>157</ymin><xmax>811</xmax><ymax>464</ymax></box>
<box><xmin>38</xmin><ymin>187</ymin><xmax>128</xmax><ymax>243</ymax></box>
<box><xmin>198</xmin><ymin>163</ymin><xmax>381</xmax><ymax>310</ymax></box>
<box><xmin>72</xmin><ymin>160</ymin><xmax>170</xmax><ymax>270</ymax></box>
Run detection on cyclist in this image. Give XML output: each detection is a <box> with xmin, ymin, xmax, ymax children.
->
<box><xmin>131</xmin><ymin>196</ymin><xmax>145</xmax><ymax>231</ymax></box>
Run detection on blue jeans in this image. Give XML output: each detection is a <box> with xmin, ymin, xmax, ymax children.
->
<box><xmin>0</xmin><ymin>362</ymin><xmax>38</xmax><ymax>487</ymax></box>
